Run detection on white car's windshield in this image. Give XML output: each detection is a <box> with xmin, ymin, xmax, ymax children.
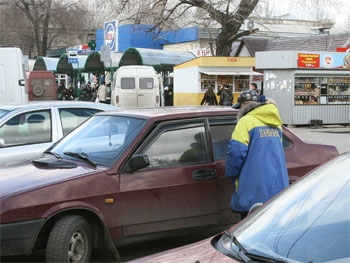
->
<box><xmin>229</xmin><ymin>153</ymin><xmax>350</xmax><ymax>263</ymax></box>
<box><xmin>50</xmin><ymin>115</ymin><xmax>146</xmax><ymax>166</ymax></box>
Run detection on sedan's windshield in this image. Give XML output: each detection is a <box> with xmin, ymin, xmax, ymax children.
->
<box><xmin>226</xmin><ymin>152</ymin><xmax>350</xmax><ymax>263</ymax></box>
<box><xmin>50</xmin><ymin>115</ymin><xmax>146</xmax><ymax>166</ymax></box>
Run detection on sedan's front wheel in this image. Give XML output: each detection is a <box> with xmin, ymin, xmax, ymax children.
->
<box><xmin>46</xmin><ymin>215</ymin><xmax>92</xmax><ymax>263</ymax></box>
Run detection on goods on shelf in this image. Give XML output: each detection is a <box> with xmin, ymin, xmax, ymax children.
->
<box><xmin>294</xmin><ymin>76</ymin><xmax>350</xmax><ymax>105</ymax></box>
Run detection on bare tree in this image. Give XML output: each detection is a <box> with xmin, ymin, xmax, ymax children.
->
<box><xmin>110</xmin><ymin>0</ymin><xmax>260</xmax><ymax>56</ymax></box>
<box><xmin>3</xmin><ymin>0</ymin><xmax>90</xmax><ymax>57</ymax></box>
<box><xmin>0</xmin><ymin>2</ymin><xmax>35</xmax><ymax>55</ymax></box>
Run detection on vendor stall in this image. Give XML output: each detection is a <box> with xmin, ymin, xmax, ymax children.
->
<box><xmin>173</xmin><ymin>56</ymin><xmax>262</xmax><ymax>105</ymax></box>
<box><xmin>256</xmin><ymin>51</ymin><xmax>350</xmax><ymax>126</ymax></box>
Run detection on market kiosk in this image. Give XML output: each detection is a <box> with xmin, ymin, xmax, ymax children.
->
<box><xmin>173</xmin><ymin>56</ymin><xmax>262</xmax><ymax>106</ymax></box>
<box><xmin>256</xmin><ymin>51</ymin><xmax>350</xmax><ymax>126</ymax></box>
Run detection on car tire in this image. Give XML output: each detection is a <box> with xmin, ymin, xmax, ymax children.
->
<box><xmin>33</xmin><ymin>85</ymin><xmax>44</xmax><ymax>96</ymax></box>
<box><xmin>46</xmin><ymin>215</ymin><xmax>92</xmax><ymax>263</ymax></box>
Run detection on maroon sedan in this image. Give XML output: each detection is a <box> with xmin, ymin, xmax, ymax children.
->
<box><xmin>130</xmin><ymin>151</ymin><xmax>350</xmax><ymax>263</ymax></box>
<box><xmin>0</xmin><ymin>107</ymin><xmax>338</xmax><ymax>262</ymax></box>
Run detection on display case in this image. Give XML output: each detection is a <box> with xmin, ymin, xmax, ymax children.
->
<box><xmin>294</xmin><ymin>77</ymin><xmax>350</xmax><ymax>105</ymax></box>
<box><xmin>327</xmin><ymin>77</ymin><xmax>350</xmax><ymax>104</ymax></box>
<box><xmin>218</xmin><ymin>75</ymin><xmax>233</xmax><ymax>88</ymax></box>
<box><xmin>200</xmin><ymin>73</ymin><xmax>216</xmax><ymax>91</ymax></box>
<box><xmin>294</xmin><ymin>77</ymin><xmax>320</xmax><ymax>105</ymax></box>
<box><xmin>234</xmin><ymin>78</ymin><xmax>249</xmax><ymax>92</ymax></box>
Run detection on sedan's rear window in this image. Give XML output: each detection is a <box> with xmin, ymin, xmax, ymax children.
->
<box><xmin>0</xmin><ymin>109</ymin><xmax>10</xmax><ymax>119</ymax></box>
<box><xmin>59</xmin><ymin>108</ymin><xmax>103</xmax><ymax>135</ymax></box>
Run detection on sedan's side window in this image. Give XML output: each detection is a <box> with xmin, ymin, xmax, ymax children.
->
<box><xmin>282</xmin><ymin>134</ymin><xmax>293</xmax><ymax>150</ymax></box>
<box><xmin>0</xmin><ymin>110</ymin><xmax>51</xmax><ymax>146</ymax></box>
<box><xmin>209</xmin><ymin>118</ymin><xmax>236</xmax><ymax>160</ymax></box>
<box><xmin>144</xmin><ymin>126</ymin><xmax>209</xmax><ymax>168</ymax></box>
<box><xmin>59</xmin><ymin>108</ymin><xmax>102</xmax><ymax>136</ymax></box>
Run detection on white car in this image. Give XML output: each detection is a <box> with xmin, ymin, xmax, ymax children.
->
<box><xmin>0</xmin><ymin>101</ymin><xmax>117</xmax><ymax>166</ymax></box>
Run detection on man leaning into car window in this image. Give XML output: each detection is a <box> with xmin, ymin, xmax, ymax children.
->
<box><xmin>226</xmin><ymin>90</ymin><xmax>289</xmax><ymax>219</ymax></box>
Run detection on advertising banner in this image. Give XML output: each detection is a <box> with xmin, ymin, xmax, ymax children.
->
<box><xmin>298</xmin><ymin>53</ymin><xmax>350</xmax><ymax>69</ymax></box>
<box><xmin>104</xmin><ymin>20</ymin><xmax>118</xmax><ymax>52</ymax></box>
<box><xmin>320</xmin><ymin>53</ymin><xmax>350</xmax><ymax>69</ymax></box>
<box><xmin>297</xmin><ymin>53</ymin><xmax>320</xmax><ymax>68</ymax></box>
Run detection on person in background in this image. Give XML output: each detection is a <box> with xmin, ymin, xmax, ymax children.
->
<box><xmin>220</xmin><ymin>84</ymin><xmax>233</xmax><ymax>106</ymax></box>
<box><xmin>97</xmin><ymin>81</ymin><xmax>107</xmax><ymax>104</ymax></box>
<box><xmin>80</xmin><ymin>83</ymin><xmax>92</xmax><ymax>101</ymax></box>
<box><xmin>164</xmin><ymin>84</ymin><xmax>174</xmax><ymax>106</ymax></box>
<box><xmin>61</xmin><ymin>84</ymin><xmax>69</xmax><ymax>100</ymax></box>
<box><xmin>200</xmin><ymin>86</ymin><xmax>218</xmax><ymax>106</ymax></box>
<box><xmin>67</xmin><ymin>83</ymin><xmax>75</xmax><ymax>100</ymax></box>
<box><xmin>250</xmin><ymin>83</ymin><xmax>260</xmax><ymax>94</ymax></box>
<box><xmin>85</xmin><ymin>82</ymin><xmax>92</xmax><ymax>101</ymax></box>
<box><xmin>57</xmin><ymin>81</ymin><xmax>65</xmax><ymax>100</ymax></box>
<box><xmin>226</xmin><ymin>90</ymin><xmax>288</xmax><ymax>219</ymax></box>
<box><xmin>106</xmin><ymin>82</ymin><xmax>112</xmax><ymax>104</ymax></box>
<box><xmin>217</xmin><ymin>85</ymin><xmax>223</xmax><ymax>104</ymax></box>
<box><xmin>91</xmin><ymin>83</ymin><xmax>98</xmax><ymax>102</ymax></box>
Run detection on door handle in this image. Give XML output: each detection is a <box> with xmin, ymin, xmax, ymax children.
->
<box><xmin>192</xmin><ymin>169</ymin><xmax>217</xmax><ymax>181</ymax></box>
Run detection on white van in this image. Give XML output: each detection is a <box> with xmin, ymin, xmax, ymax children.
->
<box><xmin>111</xmin><ymin>65</ymin><xmax>162</xmax><ymax>108</ymax></box>
<box><xmin>0</xmin><ymin>47</ymin><xmax>28</xmax><ymax>104</ymax></box>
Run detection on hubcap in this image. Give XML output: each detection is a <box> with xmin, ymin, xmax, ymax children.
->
<box><xmin>68</xmin><ymin>231</ymin><xmax>85</xmax><ymax>262</ymax></box>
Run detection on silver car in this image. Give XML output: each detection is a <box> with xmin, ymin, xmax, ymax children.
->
<box><xmin>0</xmin><ymin>101</ymin><xmax>117</xmax><ymax>166</ymax></box>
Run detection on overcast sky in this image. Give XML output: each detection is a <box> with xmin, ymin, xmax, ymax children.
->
<box><xmin>265</xmin><ymin>0</ymin><xmax>350</xmax><ymax>29</ymax></box>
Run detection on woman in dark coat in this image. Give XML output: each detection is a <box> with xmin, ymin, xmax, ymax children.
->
<box><xmin>200</xmin><ymin>86</ymin><xmax>218</xmax><ymax>106</ymax></box>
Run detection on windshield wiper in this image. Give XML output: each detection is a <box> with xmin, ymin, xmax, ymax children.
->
<box><xmin>64</xmin><ymin>151</ymin><xmax>96</xmax><ymax>167</ymax></box>
<box><xmin>224</xmin><ymin>230</ymin><xmax>252</xmax><ymax>263</ymax></box>
<box><xmin>248</xmin><ymin>254</ymin><xmax>288</xmax><ymax>263</ymax></box>
<box><xmin>44</xmin><ymin>150</ymin><xmax>62</xmax><ymax>160</ymax></box>
<box><xmin>224</xmin><ymin>230</ymin><xmax>287</xmax><ymax>263</ymax></box>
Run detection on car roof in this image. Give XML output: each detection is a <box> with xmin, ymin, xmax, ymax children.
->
<box><xmin>0</xmin><ymin>101</ymin><xmax>118</xmax><ymax>111</ymax></box>
<box><xmin>96</xmin><ymin>106</ymin><xmax>238</xmax><ymax>119</ymax></box>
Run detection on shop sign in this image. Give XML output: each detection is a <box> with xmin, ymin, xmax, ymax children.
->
<box><xmin>227</xmin><ymin>57</ymin><xmax>238</xmax><ymax>63</ymax></box>
<box><xmin>195</xmin><ymin>47</ymin><xmax>216</xmax><ymax>56</ymax></box>
<box><xmin>298</xmin><ymin>53</ymin><xmax>350</xmax><ymax>69</ymax></box>
<box><xmin>68</xmin><ymin>49</ymin><xmax>78</xmax><ymax>64</ymax></box>
<box><xmin>104</xmin><ymin>20</ymin><xmax>118</xmax><ymax>52</ymax></box>
<box><xmin>336</xmin><ymin>47</ymin><xmax>350</xmax><ymax>52</ymax></box>
<box><xmin>298</xmin><ymin>53</ymin><xmax>320</xmax><ymax>68</ymax></box>
<box><xmin>72</xmin><ymin>44</ymin><xmax>91</xmax><ymax>55</ymax></box>
<box><xmin>320</xmin><ymin>53</ymin><xmax>350</xmax><ymax>69</ymax></box>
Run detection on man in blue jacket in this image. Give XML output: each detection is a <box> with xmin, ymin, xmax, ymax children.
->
<box><xmin>226</xmin><ymin>90</ymin><xmax>289</xmax><ymax>219</ymax></box>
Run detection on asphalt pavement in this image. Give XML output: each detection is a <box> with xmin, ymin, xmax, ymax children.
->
<box><xmin>287</xmin><ymin>124</ymin><xmax>350</xmax><ymax>154</ymax></box>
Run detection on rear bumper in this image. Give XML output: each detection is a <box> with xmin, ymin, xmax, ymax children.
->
<box><xmin>0</xmin><ymin>219</ymin><xmax>45</xmax><ymax>256</ymax></box>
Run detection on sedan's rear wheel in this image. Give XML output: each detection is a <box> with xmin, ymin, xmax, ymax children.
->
<box><xmin>46</xmin><ymin>215</ymin><xmax>92</xmax><ymax>263</ymax></box>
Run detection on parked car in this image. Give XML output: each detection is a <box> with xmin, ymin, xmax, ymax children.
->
<box><xmin>131</xmin><ymin>151</ymin><xmax>350</xmax><ymax>263</ymax></box>
<box><xmin>0</xmin><ymin>107</ymin><xmax>339</xmax><ymax>262</ymax></box>
<box><xmin>0</xmin><ymin>101</ymin><xmax>117</xmax><ymax>166</ymax></box>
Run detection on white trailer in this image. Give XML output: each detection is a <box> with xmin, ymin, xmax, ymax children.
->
<box><xmin>0</xmin><ymin>47</ymin><xmax>28</xmax><ymax>104</ymax></box>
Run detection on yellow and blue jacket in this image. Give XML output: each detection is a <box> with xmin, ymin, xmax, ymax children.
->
<box><xmin>226</xmin><ymin>103</ymin><xmax>289</xmax><ymax>212</ymax></box>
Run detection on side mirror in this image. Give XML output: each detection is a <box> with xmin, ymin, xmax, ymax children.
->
<box><xmin>128</xmin><ymin>154</ymin><xmax>150</xmax><ymax>172</ymax></box>
<box><xmin>19</xmin><ymin>79</ymin><xmax>26</xmax><ymax>86</ymax></box>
